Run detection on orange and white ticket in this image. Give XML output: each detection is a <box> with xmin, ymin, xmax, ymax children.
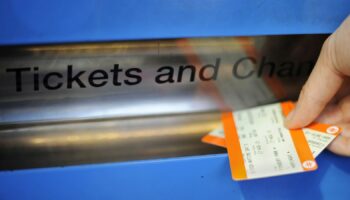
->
<box><xmin>303</xmin><ymin>123</ymin><xmax>341</xmax><ymax>157</ymax></box>
<box><xmin>219</xmin><ymin>101</ymin><xmax>334</xmax><ymax>180</ymax></box>
<box><xmin>202</xmin><ymin>124</ymin><xmax>340</xmax><ymax>158</ymax></box>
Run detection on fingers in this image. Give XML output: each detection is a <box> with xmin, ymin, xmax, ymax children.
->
<box><xmin>334</xmin><ymin>79</ymin><xmax>350</xmax><ymax>101</ymax></box>
<box><xmin>315</xmin><ymin>104</ymin><xmax>343</xmax><ymax>125</ymax></box>
<box><xmin>285</xmin><ymin>16</ymin><xmax>350</xmax><ymax>129</ymax></box>
<box><xmin>325</xmin><ymin>96</ymin><xmax>350</xmax><ymax>156</ymax></box>
<box><xmin>327</xmin><ymin>123</ymin><xmax>350</xmax><ymax>156</ymax></box>
<box><xmin>339</xmin><ymin>95</ymin><xmax>350</xmax><ymax>123</ymax></box>
<box><xmin>314</xmin><ymin>95</ymin><xmax>350</xmax><ymax>125</ymax></box>
<box><xmin>328</xmin><ymin>136</ymin><xmax>350</xmax><ymax>156</ymax></box>
<box><xmin>285</xmin><ymin>36</ymin><xmax>344</xmax><ymax>128</ymax></box>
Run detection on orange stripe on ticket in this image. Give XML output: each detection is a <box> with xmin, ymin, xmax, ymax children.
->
<box><xmin>222</xmin><ymin>112</ymin><xmax>247</xmax><ymax>180</ymax></box>
<box><xmin>289</xmin><ymin>128</ymin><xmax>318</xmax><ymax>171</ymax></box>
<box><xmin>281</xmin><ymin>101</ymin><xmax>294</xmax><ymax>116</ymax></box>
<box><xmin>307</xmin><ymin>123</ymin><xmax>342</xmax><ymax>136</ymax></box>
<box><xmin>281</xmin><ymin>102</ymin><xmax>317</xmax><ymax>171</ymax></box>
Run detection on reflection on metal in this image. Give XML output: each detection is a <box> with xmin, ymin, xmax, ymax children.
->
<box><xmin>0</xmin><ymin>35</ymin><xmax>327</xmax><ymax>169</ymax></box>
<box><xmin>0</xmin><ymin>112</ymin><xmax>224</xmax><ymax>170</ymax></box>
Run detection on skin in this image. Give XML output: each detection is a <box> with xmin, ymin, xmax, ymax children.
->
<box><xmin>285</xmin><ymin>15</ymin><xmax>350</xmax><ymax>156</ymax></box>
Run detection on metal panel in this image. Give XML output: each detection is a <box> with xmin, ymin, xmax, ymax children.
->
<box><xmin>0</xmin><ymin>36</ymin><xmax>325</xmax><ymax>124</ymax></box>
<box><xmin>0</xmin><ymin>112</ymin><xmax>225</xmax><ymax>170</ymax></box>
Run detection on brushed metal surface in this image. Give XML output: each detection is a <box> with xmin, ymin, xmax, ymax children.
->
<box><xmin>0</xmin><ymin>112</ymin><xmax>225</xmax><ymax>170</ymax></box>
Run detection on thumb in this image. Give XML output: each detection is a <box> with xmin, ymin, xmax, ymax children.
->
<box><xmin>285</xmin><ymin>16</ymin><xmax>350</xmax><ymax>129</ymax></box>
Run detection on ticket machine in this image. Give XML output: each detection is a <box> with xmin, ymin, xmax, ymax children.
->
<box><xmin>0</xmin><ymin>1</ymin><xmax>349</xmax><ymax>199</ymax></box>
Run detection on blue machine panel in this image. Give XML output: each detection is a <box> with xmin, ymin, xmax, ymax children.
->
<box><xmin>0</xmin><ymin>151</ymin><xmax>349</xmax><ymax>199</ymax></box>
<box><xmin>1</xmin><ymin>1</ymin><xmax>350</xmax><ymax>200</ymax></box>
<box><xmin>0</xmin><ymin>0</ymin><xmax>349</xmax><ymax>45</ymax></box>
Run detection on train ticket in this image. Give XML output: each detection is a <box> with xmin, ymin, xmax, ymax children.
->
<box><xmin>216</xmin><ymin>101</ymin><xmax>341</xmax><ymax>180</ymax></box>
<box><xmin>202</xmin><ymin>123</ymin><xmax>340</xmax><ymax>158</ymax></box>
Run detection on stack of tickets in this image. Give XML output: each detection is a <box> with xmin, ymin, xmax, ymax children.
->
<box><xmin>202</xmin><ymin>101</ymin><xmax>341</xmax><ymax>180</ymax></box>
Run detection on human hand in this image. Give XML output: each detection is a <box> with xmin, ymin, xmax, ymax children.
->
<box><xmin>285</xmin><ymin>15</ymin><xmax>350</xmax><ymax>156</ymax></box>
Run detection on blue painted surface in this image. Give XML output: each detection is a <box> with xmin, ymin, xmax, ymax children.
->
<box><xmin>0</xmin><ymin>0</ymin><xmax>349</xmax><ymax>45</ymax></box>
<box><xmin>0</xmin><ymin>151</ymin><xmax>349</xmax><ymax>200</ymax></box>
<box><xmin>1</xmin><ymin>1</ymin><xmax>350</xmax><ymax>199</ymax></box>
